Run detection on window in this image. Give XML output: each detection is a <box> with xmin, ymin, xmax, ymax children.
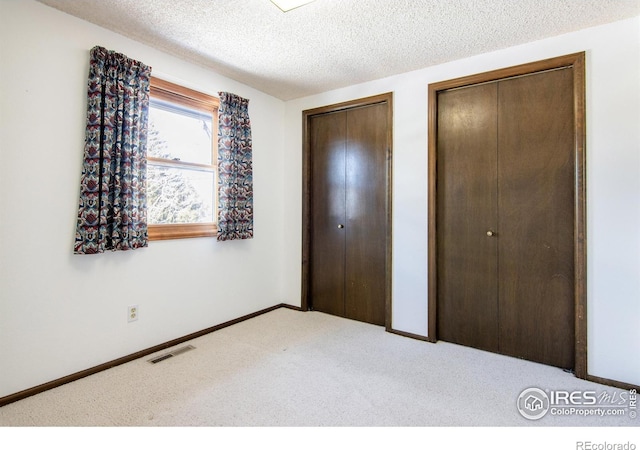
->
<box><xmin>147</xmin><ymin>78</ymin><xmax>219</xmax><ymax>240</ymax></box>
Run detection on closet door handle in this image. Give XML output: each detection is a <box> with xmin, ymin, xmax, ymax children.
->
<box><xmin>486</xmin><ymin>230</ymin><xmax>495</xmax><ymax>237</ymax></box>
<box><xmin>337</xmin><ymin>224</ymin><xmax>344</xmax><ymax>229</ymax></box>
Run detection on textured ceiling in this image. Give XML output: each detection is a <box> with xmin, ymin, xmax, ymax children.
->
<box><xmin>37</xmin><ymin>0</ymin><xmax>640</xmax><ymax>100</ymax></box>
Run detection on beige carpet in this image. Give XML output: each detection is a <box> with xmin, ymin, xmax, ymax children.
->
<box><xmin>0</xmin><ymin>308</ymin><xmax>636</xmax><ymax>428</ymax></box>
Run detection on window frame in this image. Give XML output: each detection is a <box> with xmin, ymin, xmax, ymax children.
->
<box><xmin>147</xmin><ymin>77</ymin><xmax>219</xmax><ymax>241</ymax></box>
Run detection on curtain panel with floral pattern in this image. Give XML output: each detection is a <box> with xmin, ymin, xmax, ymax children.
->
<box><xmin>217</xmin><ymin>92</ymin><xmax>254</xmax><ymax>241</ymax></box>
<box><xmin>74</xmin><ymin>46</ymin><xmax>152</xmax><ymax>254</ymax></box>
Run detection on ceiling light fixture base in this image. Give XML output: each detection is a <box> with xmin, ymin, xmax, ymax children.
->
<box><xmin>270</xmin><ymin>0</ymin><xmax>315</xmax><ymax>13</ymax></box>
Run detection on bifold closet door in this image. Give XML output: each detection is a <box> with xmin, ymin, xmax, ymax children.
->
<box><xmin>497</xmin><ymin>68</ymin><xmax>575</xmax><ymax>369</ymax></box>
<box><xmin>344</xmin><ymin>103</ymin><xmax>388</xmax><ymax>325</ymax></box>
<box><xmin>436</xmin><ymin>83</ymin><xmax>500</xmax><ymax>353</ymax></box>
<box><xmin>309</xmin><ymin>111</ymin><xmax>347</xmax><ymax>318</ymax></box>
<box><xmin>436</xmin><ymin>68</ymin><xmax>575</xmax><ymax>369</ymax></box>
<box><xmin>309</xmin><ymin>104</ymin><xmax>388</xmax><ymax>326</ymax></box>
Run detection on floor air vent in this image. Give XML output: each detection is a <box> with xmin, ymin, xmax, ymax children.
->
<box><xmin>148</xmin><ymin>345</ymin><xmax>195</xmax><ymax>364</ymax></box>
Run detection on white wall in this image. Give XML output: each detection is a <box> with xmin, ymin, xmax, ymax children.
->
<box><xmin>0</xmin><ymin>0</ymin><xmax>286</xmax><ymax>397</ymax></box>
<box><xmin>282</xmin><ymin>17</ymin><xmax>640</xmax><ymax>386</ymax></box>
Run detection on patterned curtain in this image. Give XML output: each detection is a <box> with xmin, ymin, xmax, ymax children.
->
<box><xmin>74</xmin><ymin>46</ymin><xmax>152</xmax><ymax>254</ymax></box>
<box><xmin>217</xmin><ymin>92</ymin><xmax>254</xmax><ymax>241</ymax></box>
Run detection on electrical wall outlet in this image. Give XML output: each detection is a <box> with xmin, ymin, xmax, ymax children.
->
<box><xmin>128</xmin><ymin>305</ymin><xmax>139</xmax><ymax>323</ymax></box>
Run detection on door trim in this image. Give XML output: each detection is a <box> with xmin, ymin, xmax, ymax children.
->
<box><xmin>302</xmin><ymin>93</ymin><xmax>394</xmax><ymax>330</ymax></box>
<box><xmin>427</xmin><ymin>53</ymin><xmax>587</xmax><ymax>378</ymax></box>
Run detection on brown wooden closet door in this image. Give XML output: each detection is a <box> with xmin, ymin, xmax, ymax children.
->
<box><xmin>309</xmin><ymin>112</ymin><xmax>347</xmax><ymax>318</ymax></box>
<box><xmin>497</xmin><ymin>68</ymin><xmax>575</xmax><ymax>369</ymax></box>
<box><xmin>308</xmin><ymin>103</ymin><xmax>389</xmax><ymax>326</ymax></box>
<box><xmin>436</xmin><ymin>83</ymin><xmax>500</xmax><ymax>352</ymax></box>
<box><xmin>436</xmin><ymin>68</ymin><xmax>575</xmax><ymax>370</ymax></box>
<box><xmin>344</xmin><ymin>103</ymin><xmax>388</xmax><ymax>325</ymax></box>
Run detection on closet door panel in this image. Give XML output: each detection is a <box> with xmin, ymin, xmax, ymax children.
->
<box><xmin>344</xmin><ymin>104</ymin><xmax>388</xmax><ymax>326</ymax></box>
<box><xmin>309</xmin><ymin>112</ymin><xmax>347</xmax><ymax>318</ymax></box>
<box><xmin>497</xmin><ymin>69</ymin><xmax>575</xmax><ymax>368</ymax></box>
<box><xmin>436</xmin><ymin>84</ymin><xmax>500</xmax><ymax>352</ymax></box>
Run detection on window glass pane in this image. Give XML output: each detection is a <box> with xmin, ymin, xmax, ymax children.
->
<box><xmin>148</xmin><ymin>99</ymin><xmax>213</xmax><ymax>165</ymax></box>
<box><xmin>147</xmin><ymin>165</ymin><xmax>215</xmax><ymax>224</ymax></box>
